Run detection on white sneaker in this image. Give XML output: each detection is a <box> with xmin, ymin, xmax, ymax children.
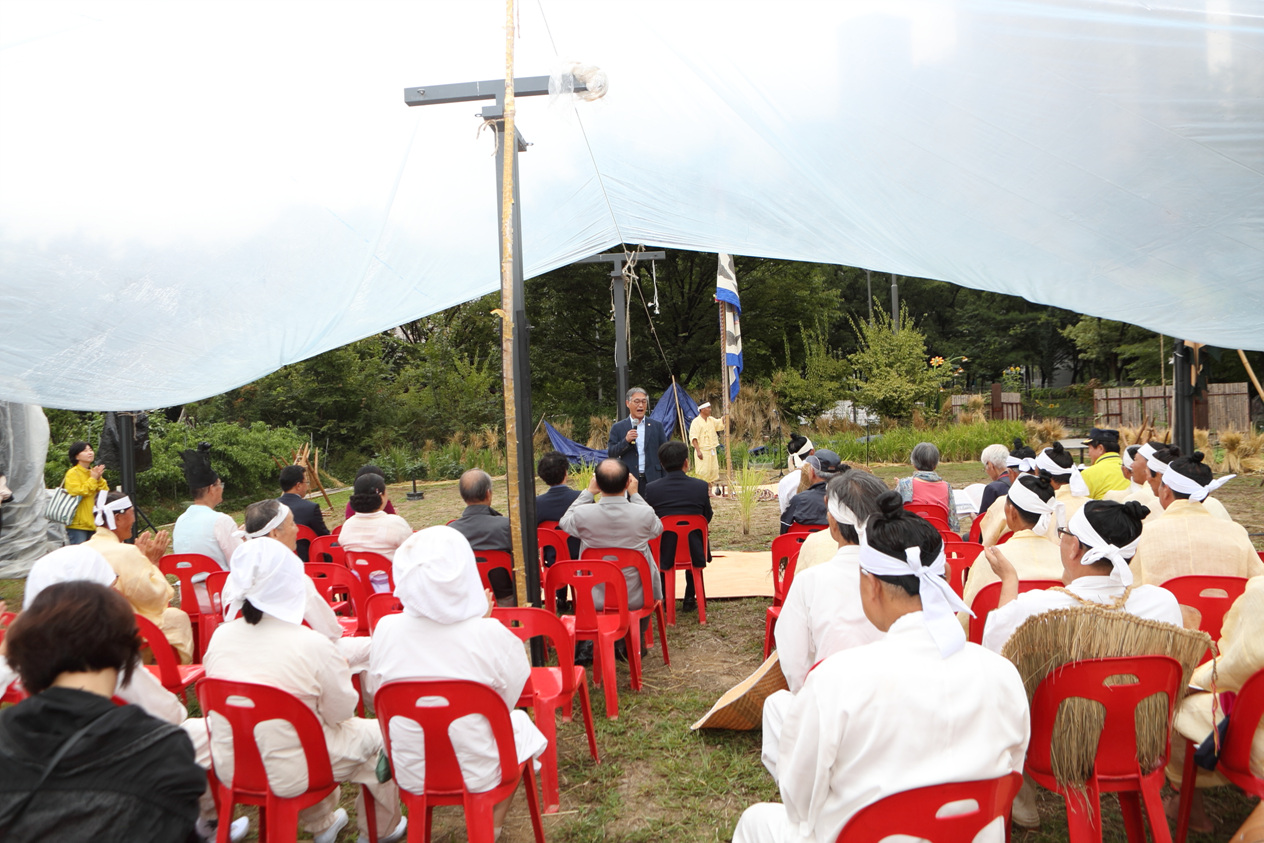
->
<box><xmin>314</xmin><ymin>808</ymin><xmax>350</xmax><ymax>843</ymax></box>
<box><xmin>194</xmin><ymin>815</ymin><xmax>250</xmax><ymax>843</ymax></box>
<box><xmin>360</xmin><ymin>814</ymin><xmax>407</xmax><ymax>843</ymax></box>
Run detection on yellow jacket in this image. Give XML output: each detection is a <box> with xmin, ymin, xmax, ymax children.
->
<box><xmin>1080</xmin><ymin>452</ymin><xmax>1130</xmax><ymax>499</ymax></box>
<box><xmin>62</xmin><ymin>464</ymin><xmax>109</xmax><ymax>532</ymax></box>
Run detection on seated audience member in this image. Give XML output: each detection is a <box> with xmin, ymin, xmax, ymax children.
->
<box><xmin>976</xmin><ymin>443</ymin><xmax>1012</xmax><ymax>520</ymax></box>
<box><xmin>367</xmin><ymin>527</ymin><xmax>547</xmax><ymax>834</ymax></box>
<box><xmin>733</xmin><ymin>492</ymin><xmax>1029</xmax><ymax>843</ymax></box>
<box><xmin>980</xmin><ymin>441</ymin><xmax>1037</xmax><ymax>546</ymax></box>
<box><xmin>343</xmin><ymin>464</ymin><xmax>399</xmax><ymax>520</ymax></box>
<box><xmin>1131</xmin><ymin>452</ymin><xmax>1262</xmax><ymax>592</ymax></box>
<box><xmin>1105</xmin><ymin>444</ymin><xmax>1161</xmax><ymax>518</ymax></box>
<box><xmin>1033</xmin><ymin>442</ymin><xmax>1090</xmax><ymax>539</ymax></box>
<box><xmin>641</xmin><ymin>441</ymin><xmax>713</xmax><ymax>610</ymax></box>
<box><xmin>897</xmin><ymin>441</ymin><xmax>961</xmax><ymax>531</ymax></box>
<box><xmin>1146</xmin><ymin>445</ymin><xmax>1234</xmax><ymax>523</ymax></box>
<box><xmin>780</xmin><ymin>450</ymin><xmax>844</xmax><ymax>534</ymax></box>
<box><xmin>981</xmin><ymin>500</ymin><xmax>1183</xmax><ymax>655</ymax></box>
<box><xmin>1079</xmin><ymin>427</ymin><xmax>1130</xmax><ymax>499</ymax></box>
<box><xmin>0</xmin><ymin>582</ymin><xmax>205</xmax><ymax>842</ymax></box>
<box><xmin>535</xmin><ymin>452</ymin><xmax>581</xmax><ymax>562</ymax></box>
<box><xmin>449</xmin><ymin>468</ymin><xmax>515</xmax><ymax>607</ymax></box>
<box><xmin>172</xmin><ymin>443</ymin><xmax>241</xmax><ymax>570</ymax></box>
<box><xmin>1164</xmin><ymin>576</ymin><xmax>1264</xmax><ymax>839</ymax></box>
<box><xmin>278</xmin><ymin>464</ymin><xmax>328</xmax><ymax>562</ymax></box>
<box><xmin>777</xmin><ymin>467</ymin><xmax>881</xmax><ymax>575</ymax></box>
<box><xmin>87</xmin><ymin>491</ymin><xmax>193</xmax><ymax>664</ymax></box>
<box><xmin>205</xmin><ymin>539</ymin><xmax>404</xmax><ymax>843</ymax></box>
<box><xmin>959</xmin><ymin>476</ymin><xmax>1063</xmax><ymax>630</ymax></box>
<box><xmin>762</xmin><ymin>470</ymin><xmax>889</xmax><ymax>780</ymax></box>
<box><xmin>777</xmin><ymin>436</ymin><xmax>814</xmax><ymax>516</ymax></box>
<box><xmin>338</xmin><ymin>472</ymin><xmax>412</xmax><ymax>562</ymax></box>
<box><xmin>559</xmin><ymin>458</ymin><xmax>663</xmax><ymax>613</ymax></box>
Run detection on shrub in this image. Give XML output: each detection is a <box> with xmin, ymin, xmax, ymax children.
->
<box><xmin>814</xmin><ymin>419</ymin><xmax>1027</xmax><ymax>465</ymax></box>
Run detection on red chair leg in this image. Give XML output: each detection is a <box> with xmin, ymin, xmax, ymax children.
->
<box><xmin>1118</xmin><ymin>791</ymin><xmax>1147</xmax><ymax>842</ymax></box>
<box><xmin>523</xmin><ymin>764</ymin><xmax>547</xmax><ymax>843</ymax></box>
<box><xmin>763</xmin><ymin>610</ymin><xmax>776</xmax><ymax>660</ymax></box>
<box><xmin>1063</xmin><ymin>783</ymin><xmax>1103</xmax><ymax>843</ymax></box>
<box><xmin>532</xmin><ymin>701</ymin><xmax>561</xmax><ymax>813</ymax></box>
<box><xmin>577</xmin><ymin>677</ymin><xmax>599</xmax><ymax>762</ymax></box>
<box><xmin>1138</xmin><ymin>770</ymin><xmax>1174</xmax><ymax>843</ymax></box>
<box><xmin>654</xmin><ymin>603</ymin><xmax>670</xmax><ymax>666</ymax></box>
<box><xmin>693</xmin><ymin>568</ymin><xmax>707</xmax><ymax>624</ymax></box>
<box><xmin>361</xmin><ymin>784</ymin><xmax>378</xmax><ymax>842</ymax></box>
<box><xmin>1174</xmin><ymin>739</ymin><xmax>1196</xmax><ymax>843</ymax></box>
<box><xmin>626</xmin><ymin>629</ymin><xmax>644</xmax><ymax>692</ymax></box>
<box><xmin>665</xmin><ymin>568</ymin><xmax>677</xmax><ymax>626</ymax></box>
<box><xmin>595</xmin><ymin>636</ymin><xmax>619</xmax><ymax>718</ymax></box>
<box><xmin>465</xmin><ymin>796</ymin><xmax>497</xmax><ymax>842</ymax></box>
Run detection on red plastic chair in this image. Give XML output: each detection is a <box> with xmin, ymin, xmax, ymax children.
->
<box><xmin>544</xmin><ymin>559</ymin><xmax>632</xmax><ymax>718</ymax></box>
<box><xmin>0</xmin><ymin>612</ymin><xmax>25</xmax><ymax>703</ymax></box>
<box><xmin>493</xmin><ymin>607</ymin><xmax>600</xmax><ymax>813</ymax></box>
<box><xmin>967</xmin><ymin>579</ymin><xmax>1063</xmax><ymax>645</ymax></box>
<box><xmin>1159</xmin><ymin>575</ymin><xmax>1248</xmax><ymax>662</ymax></box>
<box><xmin>1027</xmin><ymin>655</ymin><xmax>1183</xmax><ymax>843</ymax></box>
<box><xmin>374</xmin><ymin>679</ymin><xmax>545</xmax><ymax>843</ymax></box>
<box><xmin>967</xmin><ymin>511</ymin><xmax>986</xmax><ymax>544</ymax></box>
<box><xmin>473</xmin><ymin>550</ymin><xmax>514</xmax><ymax>597</ymax></box>
<box><xmin>366</xmin><ymin>592</ymin><xmax>405</xmax><ymax>633</ymax></box>
<box><xmin>308</xmin><ymin>534</ymin><xmax>345</xmax><ymax>566</ymax></box>
<box><xmin>134</xmin><ymin>613</ymin><xmax>204</xmax><ymax>702</ymax></box>
<box><xmin>159</xmin><ymin>552</ymin><xmax>222</xmax><ymax>662</ymax></box>
<box><xmin>304</xmin><ymin>562</ymin><xmax>370</xmax><ymax>636</ymax></box>
<box><xmin>332</xmin><ymin>523</ymin><xmax>343</xmax><ymax>538</ymax></box>
<box><xmin>1173</xmin><ymin>667</ymin><xmax>1264</xmax><ymax>843</ymax></box>
<box><xmin>996</xmin><ymin>530</ymin><xmax>1013</xmax><ymax>545</ymax></box>
<box><xmin>942</xmin><ymin>540</ymin><xmax>983</xmax><ymax>599</ymax></box>
<box><xmin>765</xmin><ymin>533</ymin><xmax>810</xmax><ymax>659</ymax></box>
<box><xmin>344</xmin><ymin>549</ymin><xmax>395</xmax><ymax>594</ymax></box>
<box><xmin>834</xmin><ymin>772</ymin><xmax>1023</xmax><ymax>842</ymax></box>
<box><xmin>581</xmin><ymin>548</ymin><xmax>669</xmax><ymax>666</ymax></box>
<box><xmin>786</xmin><ymin>521</ymin><xmax>827</xmax><ymax>534</ymax></box>
<box><xmin>653</xmin><ymin>515</ymin><xmax>709</xmax><ymax>625</ymax></box>
<box><xmin>197</xmin><ymin>678</ymin><xmax>378</xmax><ymax>843</ymax></box>
<box><xmin>198</xmin><ymin>570</ymin><xmax>230</xmax><ymax>644</ymax></box>
<box><xmin>295</xmin><ymin>524</ymin><xmax>318</xmax><ymax>544</ymax></box>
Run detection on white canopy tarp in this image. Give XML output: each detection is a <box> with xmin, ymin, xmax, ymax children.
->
<box><xmin>2</xmin><ymin>0</ymin><xmax>1261</xmax><ymax>411</ymax></box>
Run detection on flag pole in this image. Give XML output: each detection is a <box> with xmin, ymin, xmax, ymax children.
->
<box><xmin>720</xmin><ymin>300</ymin><xmax>734</xmax><ymax>495</ymax></box>
<box><xmin>671</xmin><ymin>376</ymin><xmax>690</xmax><ymax>470</ymax></box>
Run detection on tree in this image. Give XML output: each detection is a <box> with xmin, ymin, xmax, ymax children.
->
<box><xmin>846</xmin><ymin>305</ymin><xmax>942</xmax><ymax>420</ymax></box>
<box><xmin>771</xmin><ymin>326</ymin><xmax>851</xmax><ymax>421</ymax></box>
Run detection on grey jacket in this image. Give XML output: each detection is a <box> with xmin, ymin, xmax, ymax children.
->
<box><xmin>558</xmin><ymin>490</ymin><xmax>664</xmax><ymax>610</ymax></box>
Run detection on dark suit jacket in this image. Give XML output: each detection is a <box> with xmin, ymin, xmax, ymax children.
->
<box><xmin>279</xmin><ymin>492</ymin><xmax>329</xmax><ymax>562</ymax></box>
<box><xmin>449</xmin><ymin>504</ymin><xmax>514</xmax><ymax>599</ymax></box>
<box><xmin>536</xmin><ymin>484</ymin><xmax>582</xmax><ymax>562</ymax></box>
<box><xmin>641</xmin><ymin>470</ymin><xmax>712</xmax><ymax>570</ymax></box>
<box><xmin>780</xmin><ymin>481</ymin><xmax>829</xmax><ymax>534</ymax></box>
<box><xmin>608</xmin><ymin>416</ymin><xmax>667</xmax><ymax>483</ymax></box>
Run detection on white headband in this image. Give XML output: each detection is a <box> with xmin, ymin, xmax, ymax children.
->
<box><xmin>93</xmin><ymin>491</ymin><xmax>132</xmax><ymax>530</ymax></box>
<box><xmin>1007</xmin><ymin>479</ymin><xmax>1056</xmax><ymax>535</ymax></box>
<box><xmin>698</xmin><ymin>402</ymin><xmax>711</xmax><ymax>410</ymax></box>
<box><xmin>858</xmin><ymin>533</ymin><xmax>971</xmax><ymax>658</ymax></box>
<box><xmin>1036</xmin><ymin>449</ymin><xmax>1090</xmax><ymax>497</ymax></box>
<box><xmin>1066</xmin><ymin>505</ymin><xmax>1139</xmax><ymax>586</ymax></box>
<box><xmin>826</xmin><ymin>495</ymin><xmax>864</xmax><ymax>536</ymax></box>
<box><xmin>232</xmin><ymin>503</ymin><xmax>293</xmax><ymax>540</ymax></box>
<box><xmin>1120</xmin><ymin>449</ymin><xmax>1135</xmax><ymax>470</ymax></box>
<box><xmin>1160</xmin><ymin>467</ymin><xmax>1234</xmax><ymax>502</ymax></box>
<box><xmin>1145</xmin><ymin>449</ymin><xmax>1171</xmax><ymax>476</ymax></box>
<box><xmin>1007</xmin><ymin>456</ymin><xmax>1037</xmax><ymax>472</ymax></box>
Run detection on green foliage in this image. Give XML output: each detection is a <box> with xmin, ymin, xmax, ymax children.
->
<box><xmin>816</xmin><ymin>419</ymin><xmax>1027</xmax><ymax>464</ymax></box>
<box><xmin>734</xmin><ymin>459</ymin><xmax>763</xmax><ymax>535</ymax></box>
<box><xmin>771</xmin><ymin>326</ymin><xmax>851</xmax><ymax>421</ymax></box>
<box><xmin>1060</xmin><ymin>316</ymin><xmax>1164</xmax><ymax>384</ymax></box>
<box><xmin>845</xmin><ymin>306</ymin><xmax>942</xmax><ymax>420</ymax></box>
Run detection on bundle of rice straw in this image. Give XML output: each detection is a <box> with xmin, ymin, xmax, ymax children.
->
<box><xmin>1001</xmin><ymin>605</ymin><xmax>1211</xmax><ymax>791</ymax></box>
<box><xmin>692</xmin><ymin>653</ymin><xmax>788</xmax><ymax>731</ymax></box>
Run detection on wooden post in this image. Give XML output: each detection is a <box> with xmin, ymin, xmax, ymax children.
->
<box><xmin>991</xmin><ymin>382</ymin><xmax>1003</xmax><ymax>420</ymax></box>
<box><xmin>671</xmin><ymin>376</ymin><xmax>690</xmax><ymax>470</ymax></box>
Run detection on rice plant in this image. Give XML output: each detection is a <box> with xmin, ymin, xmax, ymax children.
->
<box><xmin>734</xmin><ymin>459</ymin><xmax>765</xmax><ymax>535</ymax></box>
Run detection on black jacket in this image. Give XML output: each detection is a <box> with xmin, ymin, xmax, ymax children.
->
<box><xmin>279</xmin><ymin>491</ymin><xmax>330</xmax><ymax>562</ymax></box>
<box><xmin>608</xmin><ymin>416</ymin><xmax>667</xmax><ymax>483</ymax></box>
<box><xmin>536</xmin><ymin>484</ymin><xmax>582</xmax><ymax>562</ymax></box>
<box><xmin>641</xmin><ymin>470</ymin><xmax>713</xmax><ymax>570</ymax></box>
<box><xmin>0</xmin><ymin>687</ymin><xmax>204</xmax><ymax>843</ymax></box>
<box><xmin>781</xmin><ymin>481</ymin><xmax>829</xmax><ymax>534</ymax></box>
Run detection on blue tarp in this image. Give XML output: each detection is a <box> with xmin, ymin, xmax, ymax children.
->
<box><xmin>543</xmin><ymin>421</ymin><xmax>606</xmax><ymax>466</ymax></box>
<box><xmin>651</xmin><ymin>383</ymin><xmax>699</xmax><ymax>441</ymax></box>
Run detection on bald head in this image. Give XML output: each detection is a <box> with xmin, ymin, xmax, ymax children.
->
<box><xmin>459</xmin><ymin>469</ymin><xmax>493</xmax><ymax>504</ymax></box>
<box><xmin>595</xmin><ymin>458</ymin><xmax>630</xmax><ymax>495</ymax></box>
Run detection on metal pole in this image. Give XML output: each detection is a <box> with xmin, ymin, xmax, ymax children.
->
<box><xmin>119</xmin><ymin>411</ymin><xmax>137</xmax><ymax>539</ymax></box>
<box><xmin>613</xmin><ymin>269</ymin><xmax>629</xmax><ymax>418</ymax></box>
<box><xmin>890</xmin><ymin>274</ymin><xmax>900</xmax><ymax>332</ymax></box>
<box><xmin>866</xmin><ymin>270</ymin><xmax>873</xmax><ymax>325</ymax></box>
<box><xmin>1173</xmin><ymin>340</ymin><xmax>1195</xmax><ymax>455</ymax></box>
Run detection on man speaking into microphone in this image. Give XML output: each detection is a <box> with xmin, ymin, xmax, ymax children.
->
<box><xmin>607</xmin><ymin>386</ymin><xmax>667</xmax><ymax>487</ymax></box>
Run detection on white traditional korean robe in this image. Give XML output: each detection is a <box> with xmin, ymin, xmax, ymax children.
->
<box><xmin>981</xmin><ymin>576</ymin><xmax>1183</xmax><ymax>654</ymax></box>
<box><xmin>88</xmin><ymin>528</ymin><xmax>194</xmax><ymax>664</ymax></box>
<box><xmin>367</xmin><ymin>612</ymin><xmax>547</xmax><ymax>795</ymax></box>
<box><xmin>689</xmin><ymin>414</ymin><xmax>725</xmax><ymax>483</ymax></box>
<box><xmin>957</xmin><ymin>529</ymin><xmax>1062</xmax><ymax>633</ymax></box>
<box><xmin>338</xmin><ymin>510</ymin><xmax>414</xmax><ymax>561</ymax></box>
<box><xmin>789</xmin><ymin>528</ymin><xmax>837</xmax><ymax>574</ymax></box>
<box><xmin>778</xmin><ymin>470</ymin><xmax>802</xmax><ymax>515</ymax></box>
<box><xmin>735</xmin><ymin>613</ymin><xmax>1030</xmax><ymax>843</ymax></box>
<box><xmin>1131</xmin><ymin>500</ymin><xmax>1263</xmax><ymax>595</ymax></box>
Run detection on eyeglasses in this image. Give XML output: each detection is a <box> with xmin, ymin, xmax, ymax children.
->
<box><xmin>1056</xmin><ymin>528</ymin><xmax>1074</xmax><ymax>538</ymax></box>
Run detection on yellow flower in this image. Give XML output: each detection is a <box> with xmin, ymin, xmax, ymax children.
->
<box><xmin>960</xmin><ymin>356</ymin><xmax>969</xmax><ymax>362</ymax></box>
<box><xmin>930</xmin><ymin>356</ymin><xmax>945</xmax><ymax>367</ymax></box>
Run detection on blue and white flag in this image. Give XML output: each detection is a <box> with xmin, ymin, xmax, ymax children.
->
<box><xmin>715</xmin><ymin>253</ymin><xmax>742</xmax><ymax>402</ymax></box>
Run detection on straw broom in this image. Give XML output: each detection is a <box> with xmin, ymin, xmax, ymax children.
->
<box><xmin>1002</xmin><ymin>606</ymin><xmax>1210</xmax><ymax>791</ymax></box>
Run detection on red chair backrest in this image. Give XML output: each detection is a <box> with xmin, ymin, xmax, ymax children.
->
<box><xmin>295</xmin><ymin>524</ymin><xmax>318</xmax><ymax>545</ymax></box>
<box><xmin>996</xmin><ymin>530</ymin><xmax>1013</xmax><ymax>545</ymax></box>
<box><xmin>159</xmin><ymin>553</ymin><xmax>222</xmax><ymax>614</ymax></box>
<box><xmin>1027</xmin><ymin>655</ymin><xmax>1182</xmax><ymax>781</ymax></box>
<box><xmin>1220</xmin><ymin>668</ymin><xmax>1264</xmax><ymax>795</ymax></box>
<box><xmin>344</xmin><ymin>549</ymin><xmax>394</xmax><ymax>592</ymax></box>
<box><xmin>374</xmin><ymin>679</ymin><xmax>520</xmax><ymax>795</ymax></box>
<box><xmin>657</xmin><ymin>515</ymin><xmax>710</xmax><ymax>569</ymax></box>
<box><xmin>473</xmin><ymin>550</ymin><xmax>514</xmax><ymax>593</ymax></box>
<box><xmin>835</xmin><ymin>772</ymin><xmax>1023</xmax><ymax>842</ymax></box>
<box><xmin>786</xmin><ymin>521</ymin><xmax>827</xmax><ymax>534</ymax></box>
<box><xmin>366</xmin><ymin>593</ymin><xmax>404</xmax><ymax>633</ymax></box>
<box><xmin>197</xmin><ymin>678</ymin><xmax>335</xmax><ymax>795</ymax></box>
<box><xmin>492</xmin><ymin>607</ymin><xmax>578</xmax><ymax>694</ymax></box>
<box><xmin>1159</xmin><ymin>575</ymin><xmax>1248</xmax><ymax>657</ymax></box>
<box><xmin>331</xmin><ymin>524</ymin><xmax>342</xmax><ymax>538</ymax></box>
<box><xmin>580</xmin><ymin>547</ymin><xmax>656</xmax><ymax>609</ymax></box>
<box><xmin>543</xmin><ymin>559</ymin><xmax>630</xmax><ymax>633</ymax></box>
<box><xmin>904</xmin><ymin>502</ymin><xmax>951</xmax><ymax>530</ymax></box>
<box><xmin>771</xmin><ymin>533</ymin><xmax>810</xmax><ymax>605</ymax></box>
<box><xmin>0</xmin><ymin>611</ymin><xmax>16</xmax><ymax>636</ymax></box>
<box><xmin>538</xmin><ymin>520</ymin><xmax>560</xmax><ymax>531</ymax></box>
<box><xmin>967</xmin><ymin>579</ymin><xmax>1063</xmax><ymax>644</ymax></box>
<box><xmin>205</xmin><ymin>570</ymin><xmax>230</xmax><ymax>618</ymax></box>
<box><xmin>134</xmin><ymin>613</ymin><xmax>187</xmax><ymax>687</ymax></box>
<box><xmin>304</xmin><ymin>562</ymin><xmax>369</xmax><ymax>634</ymax></box>
<box><xmin>942</xmin><ymin>541</ymin><xmax>984</xmax><ymax>599</ymax></box>
<box><xmin>308</xmin><ymin>534</ymin><xmax>344</xmax><ymax>566</ymax></box>
<box><xmin>537</xmin><ymin>527</ymin><xmax>571</xmax><ymax>564</ymax></box>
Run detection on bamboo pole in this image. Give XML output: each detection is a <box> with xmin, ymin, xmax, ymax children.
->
<box><xmin>671</xmin><ymin>376</ymin><xmax>690</xmax><ymax>470</ymax></box>
<box><xmin>498</xmin><ymin>0</ymin><xmax>528</xmax><ymax>607</ymax></box>
<box><xmin>1239</xmin><ymin>349</ymin><xmax>1264</xmax><ymax>405</ymax></box>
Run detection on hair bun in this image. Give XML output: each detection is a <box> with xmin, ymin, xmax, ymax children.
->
<box><xmin>1121</xmin><ymin>500</ymin><xmax>1150</xmax><ymax>523</ymax></box>
<box><xmin>1012</xmin><ymin>437</ymin><xmax>1024</xmax><ymax>450</ymax></box>
<box><xmin>1166</xmin><ymin>445</ymin><xmax>1182</xmax><ymax>458</ymax></box>
<box><xmin>1190</xmin><ymin>451</ymin><xmax>1205</xmax><ymax>464</ymax></box>
<box><xmin>1050</xmin><ymin>441</ymin><xmax>1065</xmax><ymax>455</ymax></box>
<box><xmin>875</xmin><ymin>490</ymin><xmax>905</xmax><ymax>518</ymax></box>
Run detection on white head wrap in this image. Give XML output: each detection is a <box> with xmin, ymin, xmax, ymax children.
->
<box><xmin>222</xmin><ymin>537</ymin><xmax>307</xmax><ymax>625</ymax></box>
<box><xmin>1006</xmin><ymin>477</ymin><xmax>1057</xmax><ymax>535</ymax></box>
<box><xmin>1007</xmin><ymin>455</ymin><xmax>1037</xmax><ymax>472</ymax></box>
<box><xmin>858</xmin><ymin>531</ymin><xmax>972</xmax><ymax>658</ymax></box>
<box><xmin>24</xmin><ymin>546</ymin><xmax>116</xmax><ymax>610</ymax></box>
<box><xmin>93</xmin><ymin>491</ymin><xmax>132</xmax><ymax>531</ymax></box>
<box><xmin>1066</xmin><ymin>505</ymin><xmax>1140</xmax><ymax>586</ymax></box>
<box><xmin>697</xmin><ymin>402</ymin><xmax>711</xmax><ymax>410</ymax></box>
<box><xmin>1120</xmin><ymin>447</ymin><xmax>1136</xmax><ymax>471</ymax></box>
<box><xmin>1160</xmin><ymin>466</ymin><xmax>1235</xmax><ymax>502</ymax></box>
<box><xmin>232</xmin><ymin>502</ymin><xmax>293</xmax><ymax>540</ymax></box>
<box><xmin>1144</xmin><ymin>447</ymin><xmax>1171</xmax><ymax>476</ymax></box>
<box><xmin>826</xmin><ymin>494</ymin><xmax>864</xmax><ymax>538</ymax></box>
<box><xmin>393</xmin><ymin>526</ymin><xmax>487</xmax><ymax>624</ymax></box>
<box><xmin>1036</xmin><ymin>448</ymin><xmax>1090</xmax><ymax>497</ymax></box>
<box><xmin>789</xmin><ymin>438</ymin><xmax>815</xmax><ymax>468</ymax></box>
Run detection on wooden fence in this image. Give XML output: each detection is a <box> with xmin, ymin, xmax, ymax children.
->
<box><xmin>1093</xmin><ymin>383</ymin><xmax>1249</xmax><ymax>431</ymax></box>
<box><xmin>950</xmin><ymin>392</ymin><xmax>1022</xmax><ymax>421</ymax></box>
